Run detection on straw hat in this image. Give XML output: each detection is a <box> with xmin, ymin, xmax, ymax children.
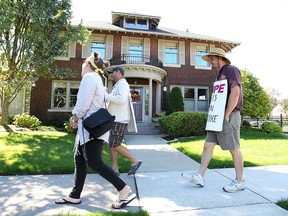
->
<box><xmin>201</xmin><ymin>48</ymin><xmax>231</xmax><ymax>64</ymax></box>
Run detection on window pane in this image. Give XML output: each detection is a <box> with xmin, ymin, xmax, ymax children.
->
<box><xmin>197</xmin><ymin>100</ymin><xmax>208</xmax><ymax>111</ymax></box>
<box><xmin>164</xmin><ymin>46</ymin><xmax>178</xmax><ymax>64</ymax></box>
<box><xmin>137</xmin><ymin>19</ymin><xmax>147</xmax><ymax>29</ymax></box>
<box><xmin>198</xmin><ymin>89</ymin><xmax>207</xmax><ymax>100</ymax></box>
<box><xmin>53</xmin><ymin>83</ymin><xmax>67</xmax><ymax>108</ymax></box>
<box><xmin>196</xmin><ymin>45</ymin><xmax>209</xmax><ymax>67</ymax></box>
<box><xmin>184</xmin><ymin>100</ymin><xmax>195</xmax><ymax>112</ymax></box>
<box><xmin>69</xmin><ymin>85</ymin><xmax>79</xmax><ymax>108</ymax></box>
<box><xmin>91</xmin><ymin>42</ymin><xmax>106</xmax><ymax>58</ymax></box>
<box><xmin>145</xmin><ymin>88</ymin><xmax>149</xmax><ymax>115</ymax></box>
<box><xmin>197</xmin><ymin>88</ymin><xmax>208</xmax><ymax>111</ymax></box>
<box><xmin>129</xmin><ymin>45</ymin><xmax>143</xmax><ymax>63</ymax></box>
<box><xmin>184</xmin><ymin>87</ymin><xmax>195</xmax><ymax>112</ymax></box>
<box><xmin>184</xmin><ymin>88</ymin><xmax>195</xmax><ymax>99</ymax></box>
<box><xmin>125</xmin><ymin>18</ymin><xmax>136</xmax><ymax>28</ymax></box>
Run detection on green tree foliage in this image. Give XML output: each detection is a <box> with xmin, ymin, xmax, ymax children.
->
<box><xmin>265</xmin><ymin>88</ymin><xmax>279</xmax><ymax>115</ymax></box>
<box><xmin>241</xmin><ymin>69</ymin><xmax>272</xmax><ymax>118</ymax></box>
<box><xmin>0</xmin><ymin>0</ymin><xmax>90</xmax><ymax>126</ymax></box>
<box><xmin>166</xmin><ymin>87</ymin><xmax>184</xmax><ymax>115</ymax></box>
<box><xmin>279</xmin><ymin>98</ymin><xmax>288</xmax><ymax>116</ymax></box>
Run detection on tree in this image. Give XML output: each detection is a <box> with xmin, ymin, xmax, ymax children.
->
<box><xmin>279</xmin><ymin>98</ymin><xmax>288</xmax><ymax>116</ymax></box>
<box><xmin>241</xmin><ymin>69</ymin><xmax>272</xmax><ymax>118</ymax></box>
<box><xmin>0</xmin><ymin>0</ymin><xmax>89</xmax><ymax>126</ymax></box>
<box><xmin>265</xmin><ymin>88</ymin><xmax>279</xmax><ymax>115</ymax></box>
<box><xmin>166</xmin><ymin>87</ymin><xmax>184</xmax><ymax>115</ymax></box>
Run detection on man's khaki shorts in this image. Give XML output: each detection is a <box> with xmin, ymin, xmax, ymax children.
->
<box><xmin>206</xmin><ymin>111</ymin><xmax>241</xmax><ymax>150</ymax></box>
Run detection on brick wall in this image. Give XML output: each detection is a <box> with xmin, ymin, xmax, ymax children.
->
<box><xmin>30</xmin><ymin>29</ymin><xmax>219</xmax><ymax>125</ymax></box>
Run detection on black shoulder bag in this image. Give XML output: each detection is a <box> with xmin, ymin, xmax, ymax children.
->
<box><xmin>82</xmin><ymin>108</ymin><xmax>115</xmax><ymax>139</ymax></box>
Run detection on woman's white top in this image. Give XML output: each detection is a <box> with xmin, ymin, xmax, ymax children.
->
<box><xmin>72</xmin><ymin>72</ymin><xmax>109</xmax><ymax>145</ymax></box>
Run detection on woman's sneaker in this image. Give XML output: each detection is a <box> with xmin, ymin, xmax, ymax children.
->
<box><xmin>181</xmin><ymin>172</ymin><xmax>204</xmax><ymax>187</ymax></box>
<box><xmin>223</xmin><ymin>179</ymin><xmax>245</xmax><ymax>193</ymax></box>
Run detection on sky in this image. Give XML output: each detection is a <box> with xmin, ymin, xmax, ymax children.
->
<box><xmin>71</xmin><ymin>0</ymin><xmax>288</xmax><ymax>99</ymax></box>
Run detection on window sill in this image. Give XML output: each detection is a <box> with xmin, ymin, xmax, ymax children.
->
<box><xmin>48</xmin><ymin>109</ymin><xmax>72</xmax><ymax>112</ymax></box>
<box><xmin>195</xmin><ymin>65</ymin><xmax>212</xmax><ymax>70</ymax></box>
<box><xmin>163</xmin><ymin>63</ymin><xmax>181</xmax><ymax>68</ymax></box>
<box><xmin>54</xmin><ymin>57</ymin><xmax>70</xmax><ymax>61</ymax></box>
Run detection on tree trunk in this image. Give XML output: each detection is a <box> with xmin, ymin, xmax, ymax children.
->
<box><xmin>1</xmin><ymin>98</ymin><xmax>10</xmax><ymax>126</ymax></box>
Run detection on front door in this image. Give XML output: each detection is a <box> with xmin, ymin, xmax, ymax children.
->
<box><xmin>130</xmin><ymin>87</ymin><xmax>143</xmax><ymax>122</ymax></box>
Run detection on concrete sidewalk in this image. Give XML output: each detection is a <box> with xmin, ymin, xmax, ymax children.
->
<box><xmin>0</xmin><ymin>134</ymin><xmax>288</xmax><ymax>216</ymax></box>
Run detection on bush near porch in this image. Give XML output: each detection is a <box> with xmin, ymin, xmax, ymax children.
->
<box><xmin>159</xmin><ymin>111</ymin><xmax>207</xmax><ymax>138</ymax></box>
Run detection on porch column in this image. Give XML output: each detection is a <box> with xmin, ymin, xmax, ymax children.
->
<box><xmin>156</xmin><ymin>82</ymin><xmax>161</xmax><ymax>113</ymax></box>
<box><xmin>148</xmin><ymin>78</ymin><xmax>153</xmax><ymax>122</ymax></box>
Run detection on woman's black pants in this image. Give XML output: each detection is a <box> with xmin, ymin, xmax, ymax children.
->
<box><xmin>69</xmin><ymin>139</ymin><xmax>126</xmax><ymax>199</ymax></box>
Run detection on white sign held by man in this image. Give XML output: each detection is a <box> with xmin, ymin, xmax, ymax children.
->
<box><xmin>205</xmin><ymin>79</ymin><xmax>228</xmax><ymax>132</ymax></box>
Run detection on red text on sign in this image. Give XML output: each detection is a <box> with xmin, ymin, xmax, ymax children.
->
<box><xmin>212</xmin><ymin>84</ymin><xmax>225</xmax><ymax>93</ymax></box>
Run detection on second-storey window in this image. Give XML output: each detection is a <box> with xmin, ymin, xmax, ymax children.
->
<box><xmin>124</xmin><ymin>18</ymin><xmax>148</xmax><ymax>30</ymax></box>
<box><xmin>91</xmin><ymin>42</ymin><xmax>105</xmax><ymax>58</ymax></box>
<box><xmin>196</xmin><ymin>45</ymin><xmax>210</xmax><ymax>68</ymax></box>
<box><xmin>128</xmin><ymin>38</ymin><xmax>143</xmax><ymax>63</ymax></box>
<box><xmin>164</xmin><ymin>42</ymin><xmax>178</xmax><ymax>65</ymax></box>
<box><xmin>91</xmin><ymin>35</ymin><xmax>106</xmax><ymax>58</ymax></box>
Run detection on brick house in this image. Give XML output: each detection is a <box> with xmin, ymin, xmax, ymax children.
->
<box><xmin>29</xmin><ymin>11</ymin><xmax>240</xmax><ymax>126</ymax></box>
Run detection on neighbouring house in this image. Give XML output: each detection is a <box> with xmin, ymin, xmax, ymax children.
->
<box><xmin>29</xmin><ymin>11</ymin><xmax>240</xmax><ymax>126</ymax></box>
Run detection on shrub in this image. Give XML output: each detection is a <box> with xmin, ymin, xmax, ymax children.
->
<box><xmin>13</xmin><ymin>113</ymin><xmax>41</xmax><ymax>129</ymax></box>
<box><xmin>242</xmin><ymin>120</ymin><xmax>251</xmax><ymax>128</ymax></box>
<box><xmin>261</xmin><ymin>121</ymin><xmax>282</xmax><ymax>133</ymax></box>
<box><xmin>64</xmin><ymin>119</ymin><xmax>77</xmax><ymax>134</ymax></box>
<box><xmin>276</xmin><ymin>198</ymin><xmax>288</xmax><ymax>211</ymax></box>
<box><xmin>159</xmin><ymin>111</ymin><xmax>207</xmax><ymax>138</ymax></box>
<box><xmin>166</xmin><ymin>87</ymin><xmax>184</xmax><ymax>115</ymax></box>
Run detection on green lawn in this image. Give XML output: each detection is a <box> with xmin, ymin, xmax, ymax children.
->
<box><xmin>171</xmin><ymin>127</ymin><xmax>288</xmax><ymax>168</ymax></box>
<box><xmin>0</xmin><ymin>131</ymin><xmax>131</xmax><ymax>175</ymax></box>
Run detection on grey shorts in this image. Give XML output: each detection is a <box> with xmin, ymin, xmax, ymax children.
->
<box><xmin>206</xmin><ymin>111</ymin><xmax>241</xmax><ymax>150</ymax></box>
<box><xmin>108</xmin><ymin>122</ymin><xmax>128</xmax><ymax>148</ymax></box>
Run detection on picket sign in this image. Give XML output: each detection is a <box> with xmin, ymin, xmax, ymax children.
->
<box><xmin>127</xmin><ymin>94</ymin><xmax>138</xmax><ymax>133</ymax></box>
<box><xmin>205</xmin><ymin>79</ymin><xmax>228</xmax><ymax>132</ymax></box>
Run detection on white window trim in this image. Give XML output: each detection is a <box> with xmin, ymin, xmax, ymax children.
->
<box><xmin>163</xmin><ymin>63</ymin><xmax>181</xmax><ymax>68</ymax></box>
<box><xmin>54</xmin><ymin>56</ymin><xmax>70</xmax><ymax>61</ymax></box>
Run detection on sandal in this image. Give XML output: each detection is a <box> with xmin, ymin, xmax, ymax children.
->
<box><xmin>55</xmin><ymin>197</ymin><xmax>81</xmax><ymax>205</ymax></box>
<box><xmin>111</xmin><ymin>193</ymin><xmax>136</xmax><ymax>209</ymax></box>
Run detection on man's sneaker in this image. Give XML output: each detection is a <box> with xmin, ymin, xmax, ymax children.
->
<box><xmin>181</xmin><ymin>173</ymin><xmax>204</xmax><ymax>187</ymax></box>
<box><xmin>223</xmin><ymin>179</ymin><xmax>245</xmax><ymax>193</ymax></box>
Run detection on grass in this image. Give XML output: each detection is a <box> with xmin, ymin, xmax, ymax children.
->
<box><xmin>171</xmin><ymin>127</ymin><xmax>288</xmax><ymax>168</ymax></box>
<box><xmin>0</xmin><ymin>131</ymin><xmax>131</xmax><ymax>175</ymax></box>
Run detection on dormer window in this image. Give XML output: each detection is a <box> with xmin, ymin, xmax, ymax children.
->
<box><xmin>124</xmin><ymin>17</ymin><xmax>148</xmax><ymax>30</ymax></box>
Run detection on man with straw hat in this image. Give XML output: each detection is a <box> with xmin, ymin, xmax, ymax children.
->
<box><xmin>182</xmin><ymin>48</ymin><xmax>245</xmax><ymax>193</ymax></box>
